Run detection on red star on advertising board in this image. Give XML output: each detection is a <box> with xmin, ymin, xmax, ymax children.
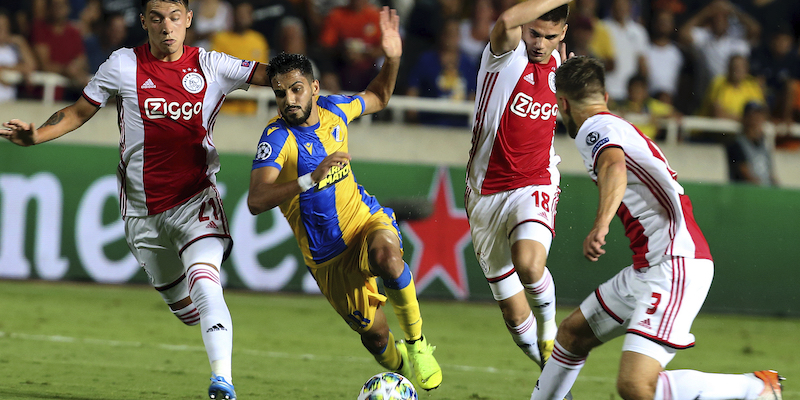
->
<box><xmin>402</xmin><ymin>168</ymin><xmax>472</xmax><ymax>299</ymax></box>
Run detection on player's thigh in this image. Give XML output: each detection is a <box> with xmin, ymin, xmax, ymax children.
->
<box><xmin>507</xmin><ymin>184</ymin><xmax>560</xmax><ymax>256</ymax></box>
<box><xmin>125</xmin><ymin>215</ymin><xmax>185</xmax><ymax>291</ymax></box>
<box><xmin>626</xmin><ymin>257</ymin><xmax>714</xmax><ymax>350</ymax></box>
<box><xmin>466</xmin><ymin>189</ymin><xmax>522</xmax><ymax>300</ymax></box>
<box><xmin>165</xmin><ymin>186</ymin><xmax>233</xmax><ymax>262</ymax></box>
<box><xmin>579</xmin><ymin>266</ymin><xmax>638</xmax><ymax>343</ymax></box>
<box><xmin>310</xmin><ymin>251</ymin><xmax>388</xmax><ymax>334</ymax></box>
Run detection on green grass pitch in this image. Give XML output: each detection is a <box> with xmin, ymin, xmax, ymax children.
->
<box><xmin>0</xmin><ymin>280</ymin><xmax>796</xmax><ymax>399</ymax></box>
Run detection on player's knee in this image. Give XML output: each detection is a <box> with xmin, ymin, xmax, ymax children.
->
<box><xmin>360</xmin><ymin>330</ymin><xmax>390</xmax><ymax>354</ymax></box>
<box><xmin>369</xmin><ymin>247</ymin><xmax>404</xmax><ymax>278</ymax></box>
<box><xmin>555</xmin><ymin>313</ymin><xmax>597</xmax><ymax>355</ymax></box>
<box><xmin>616</xmin><ymin>374</ymin><xmax>655</xmax><ymax>400</ymax></box>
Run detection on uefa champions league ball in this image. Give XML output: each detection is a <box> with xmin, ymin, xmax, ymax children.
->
<box><xmin>357</xmin><ymin>372</ymin><xmax>418</xmax><ymax>400</ymax></box>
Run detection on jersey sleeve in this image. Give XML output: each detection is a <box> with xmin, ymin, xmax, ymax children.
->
<box><xmin>201</xmin><ymin>49</ymin><xmax>259</xmax><ymax>95</ymax></box>
<box><xmin>480</xmin><ymin>41</ymin><xmax>525</xmax><ymax>73</ymax></box>
<box><xmin>319</xmin><ymin>94</ymin><xmax>365</xmax><ymax>123</ymax></box>
<box><xmin>82</xmin><ymin>49</ymin><xmax>123</xmax><ymax>107</ymax></box>
<box><xmin>575</xmin><ymin>119</ymin><xmax>625</xmax><ymax>173</ymax></box>
<box><xmin>252</xmin><ymin>122</ymin><xmax>292</xmax><ymax>171</ymax></box>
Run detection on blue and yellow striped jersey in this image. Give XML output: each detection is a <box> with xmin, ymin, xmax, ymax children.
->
<box><xmin>252</xmin><ymin>94</ymin><xmax>386</xmax><ymax>268</ymax></box>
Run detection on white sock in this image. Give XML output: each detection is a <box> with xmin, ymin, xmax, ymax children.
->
<box><xmin>506</xmin><ymin>311</ymin><xmax>542</xmax><ymax>366</ymax></box>
<box><xmin>524</xmin><ymin>267</ymin><xmax>556</xmax><ymax>340</ymax></box>
<box><xmin>188</xmin><ymin>264</ymin><xmax>233</xmax><ymax>383</ymax></box>
<box><xmin>655</xmin><ymin>370</ymin><xmax>764</xmax><ymax>400</ymax></box>
<box><xmin>172</xmin><ymin>302</ymin><xmax>200</xmax><ymax>326</ymax></box>
<box><xmin>530</xmin><ymin>340</ymin><xmax>585</xmax><ymax>400</ymax></box>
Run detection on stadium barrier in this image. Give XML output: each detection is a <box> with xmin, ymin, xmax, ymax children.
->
<box><xmin>4</xmin><ymin>70</ymin><xmax>800</xmax><ymax>148</ymax></box>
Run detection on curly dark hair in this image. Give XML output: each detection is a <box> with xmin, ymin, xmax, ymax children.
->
<box><xmin>266</xmin><ymin>52</ymin><xmax>315</xmax><ymax>84</ymax></box>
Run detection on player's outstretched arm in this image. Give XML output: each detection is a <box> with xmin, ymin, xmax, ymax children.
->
<box><xmin>248</xmin><ymin>63</ymin><xmax>271</xmax><ymax>87</ymax></box>
<box><xmin>490</xmin><ymin>0</ymin><xmax>572</xmax><ymax>55</ymax></box>
<box><xmin>248</xmin><ymin>152</ymin><xmax>352</xmax><ymax>215</ymax></box>
<box><xmin>1</xmin><ymin>96</ymin><xmax>100</xmax><ymax>146</ymax></box>
<box><xmin>359</xmin><ymin>6</ymin><xmax>401</xmax><ymax>116</ymax></box>
<box><xmin>584</xmin><ymin>147</ymin><xmax>626</xmax><ymax>262</ymax></box>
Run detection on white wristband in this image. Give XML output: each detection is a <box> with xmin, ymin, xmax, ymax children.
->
<box><xmin>297</xmin><ymin>173</ymin><xmax>315</xmax><ymax>192</ymax></box>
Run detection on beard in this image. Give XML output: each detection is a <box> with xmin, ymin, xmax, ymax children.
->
<box><xmin>283</xmin><ymin>97</ymin><xmax>314</xmax><ymax>126</ymax></box>
<box><xmin>564</xmin><ymin>108</ymin><xmax>579</xmax><ymax>139</ymax></box>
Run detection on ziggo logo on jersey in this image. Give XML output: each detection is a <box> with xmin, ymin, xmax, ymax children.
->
<box><xmin>144</xmin><ymin>98</ymin><xmax>203</xmax><ymax>120</ymax></box>
<box><xmin>509</xmin><ymin>92</ymin><xmax>558</xmax><ymax>120</ymax></box>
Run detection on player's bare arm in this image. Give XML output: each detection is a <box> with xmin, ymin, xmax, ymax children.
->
<box><xmin>1</xmin><ymin>96</ymin><xmax>100</xmax><ymax>147</ymax></box>
<box><xmin>248</xmin><ymin>63</ymin><xmax>271</xmax><ymax>87</ymax></box>
<box><xmin>248</xmin><ymin>152</ymin><xmax>352</xmax><ymax>215</ymax></box>
<box><xmin>490</xmin><ymin>0</ymin><xmax>571</xmax><ymax>55</ymax></box>
<box><xmin>358</xmin><ymin>7</ymin><xmax>401</xmax><ymax>116</ymax></box>
<box><xmin>584</xmin><ymin>146</ymin><xmax>626</xmax><ymax>261</ymax></box>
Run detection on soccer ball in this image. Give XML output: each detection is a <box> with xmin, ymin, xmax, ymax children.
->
<box><xmin>357</xmin><ymin>372</ymin><xmax>418</xmax><ymax>400</ymax></box>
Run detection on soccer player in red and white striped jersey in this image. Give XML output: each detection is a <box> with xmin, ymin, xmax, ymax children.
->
<box><xmin>465</xmin><ymin>0</ymin><xmax>572</xmax><ymax>371</ymax></box>
<box><xmin>530</xmin><ymin>55</ymin><xmax>783</xmax><ymax>400</ymax></box>
<box><xmin>1</xmin><ymin>1</ymin><xmax>271</xmax><ymax>398</ymax></box>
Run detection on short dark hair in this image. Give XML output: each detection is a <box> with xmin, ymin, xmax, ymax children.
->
<box><xmin>540</xmin><ymin>4</ymin><xmax>569</xmax><ymax>23</ymax></box>
<box><xmin>555</xmin><ymin>56</ymin><xmax>606</xmax><ymax>101</ymax></box>
<box><xmin>266</xmin><ymin>52</ymin><xmax>315</xmax><ymax>83</ymax></box>
<box><xmin>141</xmin><ymin>0</ymin><xmax>190</xmax><ymax>12</ymax></box>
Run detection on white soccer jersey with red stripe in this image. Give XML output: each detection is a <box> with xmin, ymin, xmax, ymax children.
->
<box><xmin>82</xmin><ymin>44</ymin><xmax>257</xmax><ymax>217</ymax></box>
<box><xmin>467</xmin><ymin>42</ymin><xmax>562</xmax><ymax>195</ymax></box>
<box><xmin>574</xmin><ymin>112</ymin><xmax>712</xmax><ymax>268</ymax></box>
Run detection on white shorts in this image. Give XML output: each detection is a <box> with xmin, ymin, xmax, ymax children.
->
<box><xmin>466</xmin><ymin>184</ymin><xmax>561</xmax><ymax>300</ymax></box>
<box><xmin>125</xmin><ymin>186</ymin><xmax>232</xmax><ymax>289</ymax></box>
<box><xmin>580</xmin><ymin>257</ymin><xmax>714</xmax><ymax>364</ymax></box>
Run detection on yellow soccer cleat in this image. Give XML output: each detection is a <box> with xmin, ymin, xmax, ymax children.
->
<box><xmin>394</xmin><ymin>340</ymin><xmax>414</xmax><ymax>382</ymax></box>
<box><xmin>539</xmin><ymin>339</ymin><xmax>555</xmax><ymax>367</ymax></box>
<box><xmin>405</xmin><ymin>336</ymin><xmax>442</xmax><ymax>391</ymax></box>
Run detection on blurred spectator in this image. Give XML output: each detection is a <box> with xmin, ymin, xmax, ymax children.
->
<box><xmin>400</xmin><ymin>0</ymin><xmax>462</xmax><ymax>93</ymax></box>
<box><xmin>458</xmin><ymin>0</ymin><xmax>493</xmax><ymax>64</ymax></box>
<box><xmin>646</xmin><ymin>7</ymin><xmax>684</xmax><ymax>103</ymax></box>
<box><xmin>603</xmin><ymin>0</ymin><xmax>649</xmax><ymax>102</ymax></box>
<box><xmin>31</xmin><ymin>0</ymin><xmax>90</xmax><ymax>88</ymax></box>
<box><xmin>84</xmin><ymin>12</ymin><xmax>127</xmax><ymax>73</ymax></box>
<box><xmin>700</xmin><ymin>54</ymin><xmax>765</xmax><ymax>121</ymax></box>
<box><xmin>98</xmin><ymin>0</ymin><xmax>146</xmax><ymax>47</ymax></box>
<box><xmin>678</xmin><ymin>0</ymin><xmax>760</xmax><ymax>105</ymax></box>
<box><xmin>318</xmin><ymin>0</ymin><xmax>382</xmax><ymax>92</ymax></box>
<box><xmin>726</xmin><ymin>101</ymin><xmax>777</xmax><ymax>186</ymax></box>
<box><xmin>211</xmin><ymin>1</ymin><xmax>269</xmax><ymax>115</ymax></box>
<box><xmin>570</xmin><ymin>0</ymin><xmax>615</xmax><ymax>72</ymax></box>
<box><xmin>406</xmin><ymin>18</ymin><xmax>477</xmax><ymax>127</ymax></box>
<box><xmin>614</xmin><ymin>74</ymin><xmax>677</xmax><ymax>140</ymax></box>
<box><xmin>190</xmin><ymin>0</ymin><xmax>233</xmax><ymax>50</ymax></box>
<box><xmin>749</xmin><ymin>27</ymin><xmax>796</xmax><ymax>123</ymax></box>
<box><xmin>564</xmin><ymin>16</ymin><xmax>599</xmax><ymax>58</ymax></box>
<box><xmin>0</xmin><ymin>9</ymin><xmax>36</xmax><ymax>102</ymax></box>
<box><xmin>250</xmin><ymin>0</ymin><xmax>301</xmax><ymax>56</ymax></box>
<box><xmin>76</xmin><ymin>0</ymin><xmax>102</xmax><ymax>37</ymax></box>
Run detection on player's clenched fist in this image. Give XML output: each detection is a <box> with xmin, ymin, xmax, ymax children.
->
<box><xmin>312</xmin><ymin>151</ymin><xmax>352</xmax><ymax>183</ymax></box>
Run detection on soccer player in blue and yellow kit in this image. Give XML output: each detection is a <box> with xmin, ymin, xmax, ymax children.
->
<box><xmin>247</xmin><ymin>7</ymin><xmax>443</xmax><ymax>391</ymax></box>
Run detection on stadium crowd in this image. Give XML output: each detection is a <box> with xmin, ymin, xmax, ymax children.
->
<box><xmin>1</xmin><ymin>0</ymin><xmax>799</xmax><ymax>172</ymax></box>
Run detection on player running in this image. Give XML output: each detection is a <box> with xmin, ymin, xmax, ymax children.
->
<box><xmin>247</xmin><ymin>7</ymin><xmax>443</xmax><ymax>391</ymax></box>
<box><xmin>1</xmin><ymin>1</ymin><xmax>272</xmax><ymax>399</ymax></box>
<box><xmin>465</xmin><ymin>0</ymin><xmax>571</xmax><ymax>370</ymax></box>
<box><xmin>529</xmin><ymin>55</ymin><xmax>784</xmax><ymax>400</ymax></box>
